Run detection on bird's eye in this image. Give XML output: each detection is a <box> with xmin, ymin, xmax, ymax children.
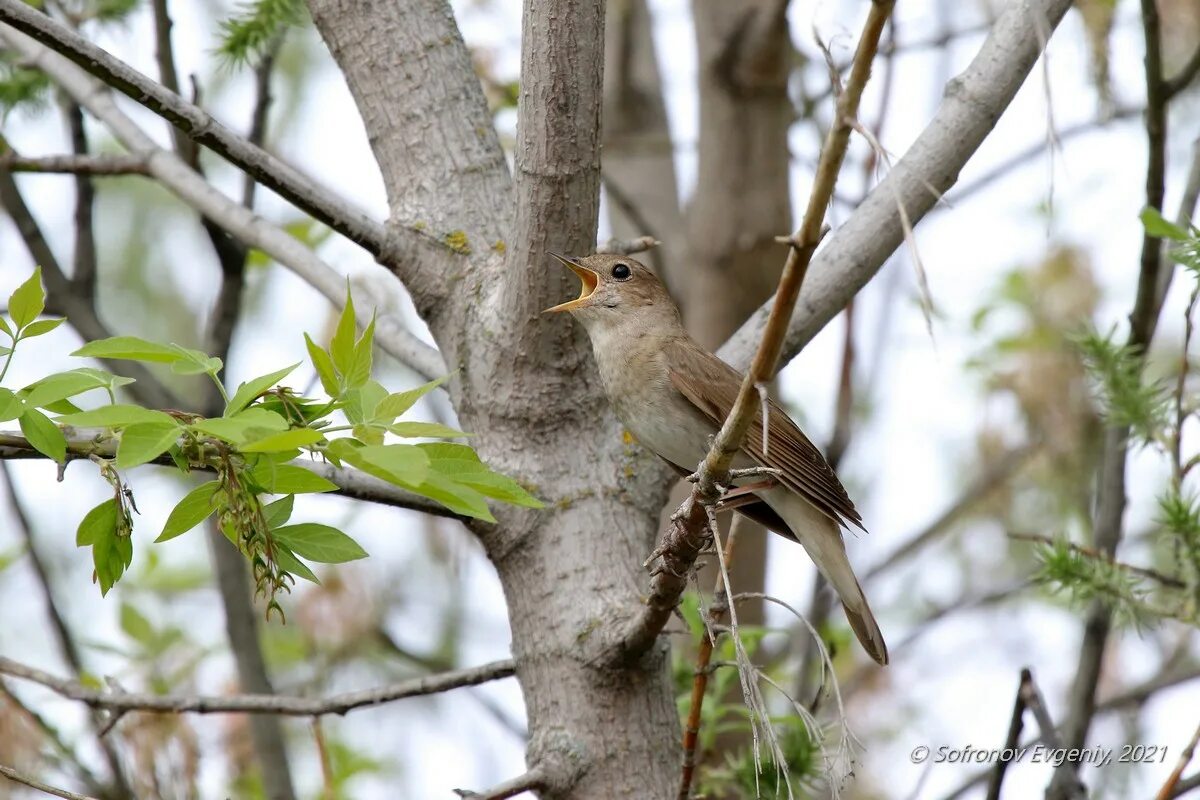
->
<box><xmin>612</xmin><ymin>263</ymin><xmax>632</xmax><ymax>281</ymax></box>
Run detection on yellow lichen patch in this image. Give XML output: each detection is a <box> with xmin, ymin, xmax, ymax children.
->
<box><xmin>491</xmin><ymin>240</ymin><xmax>507</xmax><ymax>254</ymax></box>
<box><xmin>444</xmin><ymin>230</ymin><xmax>471</xmax><ymax>254</ymax></box>
<box><xmin>622</xmin><ymin>430</ymin><xmax>636</xmax><ymax>445</ymax></box>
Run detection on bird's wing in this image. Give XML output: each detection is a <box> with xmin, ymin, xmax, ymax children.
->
<box><xmin>664</xmin><ymin>339</ymin><xmax>865</xmax><ymax>531</ymax></box>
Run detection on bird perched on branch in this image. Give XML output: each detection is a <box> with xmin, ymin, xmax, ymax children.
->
<box><xmin>545</xmin><ymin>252</ymin><xmax>887</xmax><ymax>665</ymax></box>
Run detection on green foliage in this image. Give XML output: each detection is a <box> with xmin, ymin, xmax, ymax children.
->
<box><xmin>1025</xmin><ymin>211</ymin><xmax>1200</xmax><ymax>629</ymax></box>
<box><xmin>217</xmin><ymin>0</ymin><xmax>306</xmax><ymax>66</ymax></box>
<box><xmin>672</xmin><ymin>593</ymin><xmax>826</xmax><ymax>797</ymax></box>
<box><xmin>0</xmin><ymin>56</ymin><xmax>51</xmax><ymax>117</ymax></box>
<box><xmin>0</xmin><ymin>273</ymin><xmax>542</xmax><ymax>615</ymax></box>
<box><xmin>1074</xmin><ymin>327</ymin><xmax>1169</xmax><ymax>446</ymax></box>
<box><xmin>1033</xmin><ymin>539</ymin><xmax>1153</xmax><ymax>626</ymax></box>
<box><xmin>700</xmin><ymin>717</ymin><xmax>822</xmax><ymax>799</ymax></box>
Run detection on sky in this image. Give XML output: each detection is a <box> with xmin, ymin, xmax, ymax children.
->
<box><xmin>1</xmin><ymin>0</ymin><xmax>1199</xmax><ymax>798</ymax></box>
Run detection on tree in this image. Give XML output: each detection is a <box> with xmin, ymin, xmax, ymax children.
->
<box><xmin>4</xmin><ymin>0</ymin><xmax>1200</xmax><ymax>798</ymax></box>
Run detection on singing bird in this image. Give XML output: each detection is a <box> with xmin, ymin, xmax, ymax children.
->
<box><xmin>545</xmin><ymin>252</ymin><xmax>887</xmax><ymax>665</ymax></box>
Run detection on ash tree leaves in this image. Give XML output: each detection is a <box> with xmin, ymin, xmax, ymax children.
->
<box><xmin>0</xmin><ymin>271</ymin><xmax>541</xmax><ymax>608</ymax></box>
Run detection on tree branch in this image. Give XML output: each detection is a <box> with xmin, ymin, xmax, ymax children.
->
<box><xmin>454</xmin><ymin>767</ymin><xmax>547</xmax><ymax>800</ymax></box>
<box><xmin>0</xmin><ymin>656</ymin><xmax>514</xmax><ymax>716</ymax></box>
<box><xmin>0</xmin><ymin>25</ymin><xmax>446</xmax><ymax>382</ymax></box>
<box><xmin>717</xmin><ymin>0</ymin><xmax>1077</xmax><ymax>372</ymax></box>
<box><xmin>0</xmin><ymin>0</ymin><xmax>388</xmax><ymax>259</ymax></box>
<box><xmin>0</xmin><ymin>764</ymin><xmax>97</xmax><ymax>800</ymax></box>
<box><xmin>0</xmin><ymin>431</ymin><xmax>468</xmax><ymax>520</ymax></box>
<box><xmin>0</xmin><ymin>152</ymin><xmax>148</xmax><ymax>175</ymax></box>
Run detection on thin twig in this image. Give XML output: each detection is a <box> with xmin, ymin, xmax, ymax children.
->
<box><xmin>454</xmin><ymin>766</ymin><xmax>547</xmax><ymax>800</ymax></box>
<box><xmin>985</xmin><ymin>669</ymin><xmax>1030</xmax><ymax>800</ymax></box>
<box><xmin>0</xmin><ymin>764</ymin><xmax>98</xmax><ymax>800</ymax></box>
<box><xmin>596</xmin><ymin>235</ymin><xmax>660</xmax><ymax>256</ymax></box>
<box><xmin>1157</xmin><ymin>720</ymin><xmax>1200</xmax><ymax>800</ymax></box>
<box><xmin>0</xmin><ymin>656</ymin><xmax>515</xmax><ymax>716</ymax></box>
<box><xmin>0</xmin><ymin>0</ymin><xmax>389</xmax><ymax>258</ymax></box>
<box><xmin>678</xmin><ymin>518</ymin><xmax>742</xmax><ymax>800</ymax></box>
<box><xmin>0</xmin><ymin>152</ymin><xmax>148</xmax><ymax>175</ymax></box>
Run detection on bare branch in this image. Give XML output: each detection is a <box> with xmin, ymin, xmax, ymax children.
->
<box><xmin>454</xmin><ymin>767</ymin><xmax>547</xmax><ymax>800</ymax></box>
<box><xmin>0</xmin><ymin>26</ymin><xmax>446</xmax><ymax>381</ymax></box>
<box><xmin>718</xmin><ymin>0</ymin><xmax>1077</xmax><ymax>371</ymax></box>
<box><xmin>1165</xmin><ymin>41</ymin><xmax>1200</xmax><ymax>100</ymax></box>
<box><xmin>0</xmin><ymin>151</ymin><xmax>147</xmax><ymax>175</ymax></box>
<box><xmin>1156</xmin><ymin>719</ymin><xmax>1200</xmax><ymax>800</ymax></box>
<box><xmin>0</xmin><ymin>0</ymin><xmax>389</xmax><ymax>259</ymax></box>
<box><xmin>0</xmin><ymin>656</ymin><xmax>515</xmax><ymax>716</ymax></box>
<box><xmin>596</xmin><ymin>235</ymin><xmax>660</xmax><ymax>256</ymax></box>
<box><xmin>0</xmin><ymin>764</ymin><xmax>97</xmax><ymax>800</ymax></box>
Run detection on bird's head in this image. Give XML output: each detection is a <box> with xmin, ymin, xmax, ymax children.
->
<box><xmin>543</xmin><ymin>252</ymin><xmax>680</xmax><ymax>336</ymax></box>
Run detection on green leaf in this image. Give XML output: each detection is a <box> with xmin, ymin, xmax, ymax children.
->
<box><xmin>407</xmin><ymin>470</ymin><xmax>495</xmax><ymax>521</ymax></box>
<box><xmin>351</xmin><ymin>423</ymin><xmax>385</xmax><ymax>446</ymax></box>
<box><xmin>77</xmin><ymin>498</ymin><xmax>118</xmax><ymax>546</ymax></box>
<box><xmin>345</xmin><ymin>312</ymin><xmax>375</xmax><ymax>389</ymax></box>
<box><xmin>72</xmin><ymin>335</ymin><xmax>185</xmax><ymax>363</ymax></box>
<box><xmin>420</xmin><ymin>443</ymin><xmax>542</xmax><ymax>508</ymax></box>
<box><xmin>373</xmin><ymin>375</ymin><xmax>449</xmax><ymax>422</ymax></box>
<box><xmin>272</xmin><ymin>523</ymin><xmax>368</xmax><ymax>563</ymax></box>
<box><xmin>76</xmin><ymin>499</ymin><xmax>130</xmax><ymax>596</ymax></box>
<box><xmin>116</xmin><ymin>422</ymin><xmax>182</xmax><ymax>469</ymax></box>
<box><xmin>348</xmin><ymin>443</ymin><xmax>429</xmax><ymax>486</ymax></box>
<box><xmin>156</xmin><ymin>481</ymin><xmax>221</xmax><ymax>543</ymax></box>
<box><xmin>119</xmin><ymin>602</ymin><xmax>156</xmax><ymax>646</ymax></box>
<box><xmin>0</xmin><ymin>389</ymin><xmax>21</xmax><ymax>422</ymax></box>
<box><xmin>19</xmin><ymin>408</ymin><xmax>66</xmax><ymax>463</ymax></box>
<box><xmin>240</xmin><ymin>427</ymin><xmax>325</xmax><ymax>453</ymax></box>
<box><xmin>330</xmin><ymin>287</ymin><xmax>358</xmax><ymax>379</ymax></box>
<box><xmin>18</xmin><ymin>317</ymin><xmax>64</xmax><ymax>339</ymax></box>
<box><xmin>58</xmin><ymin>404</ymin><xmax>177</xmax><ymax>429</ymax></box>
<box><xmin>9</xmin><ymin>267</ymin><xmax>45</xmax><ymax>330</ymax></box>
<box><xmin>263</xmin><ymin>495</ymin><xmax>294</xmax><ymax>529</ymax></box>
<box><xmin>22</xmin><ymin>368</ymin><xmax>124</xmax><ymax>409</ymax></box>
<box><xmin>345</xmin><ymin>380</ymin><xmax>388</xmax><ymax>425</ymax></box>
<box><xmin>1140</xmin><ymin>207</ymin><xmax>1188</xmax><ymax>241</ymax></box>
<box><xmin>225</xmin><ymin>363</ymin><xmax>300</xmax><ymax>416</ymax></box>
<box><xmin>190</xmin><ymin>408</ymin><xmax>289</xmax><ymax>444</ymax></box>
<box><xmin>248</xmin><ymin>462</ymin><xmax>338</xmax><ymax>494</ymax></box>
<box><xmin>304</xmin><ymin>334</ymin><xmax>339</xmax><ymax>397</ymax></box>
<box><xmin>273</xmin><ymin>543</ymin><xmax>319</xmax><ymax>583</ymax></box>
<box><xmin>0</xmin><ymin>316</ymin><xmax>11</xmax><ymax>339</ymax></box>
<box><xmin>388</xmin><ymin>421</ymin><xmax>470</xmax><ymax>439</ymax></box>
<box><xmin>169</xmin><ymin>352</ymin><xmax>223</xmax><ymax>377</ymax></box>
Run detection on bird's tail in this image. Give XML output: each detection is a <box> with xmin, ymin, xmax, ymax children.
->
<box><xmin>764</xmin><ymin>489</ymin><xmax>889</xmax><ymax>665</ymax></box>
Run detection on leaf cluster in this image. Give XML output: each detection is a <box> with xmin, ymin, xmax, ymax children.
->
<box><xmin>216</xmin><ymin>0</ymin><xmax>306</xmax><ymax>66</ymax></box>
<box><xmin>0</xmin><ymin>271</ymin><xmax>541</xmax><ymax>614</ymax></box>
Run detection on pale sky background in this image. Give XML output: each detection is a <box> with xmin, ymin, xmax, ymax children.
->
<box><xmin>1</xmin><ymin>0</ymin><xmax>1198</xmax><ymax>798</ymax></box>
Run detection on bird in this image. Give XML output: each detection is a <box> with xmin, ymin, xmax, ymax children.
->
<box><xmin>545</xmin><ymin>251</ymin><xmax>887</xmax><ymax>665</ymax></box>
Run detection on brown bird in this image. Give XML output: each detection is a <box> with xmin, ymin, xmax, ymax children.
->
<box><xmin>546</xmin><ymin>252</ymin><xmax>887</xmax><ymax>665</ymax></box>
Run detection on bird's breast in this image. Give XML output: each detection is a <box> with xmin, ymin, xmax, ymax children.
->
<box><xmin>589</xmin><ymin>333</ymin><xmax>714</xmax><ymax>469</ymax></box>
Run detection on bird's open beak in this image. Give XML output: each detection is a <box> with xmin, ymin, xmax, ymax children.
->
<box><xmin>543</xmin><ymin>252</ymin><xmax>601</xmax><ymax>313</ymax></box>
